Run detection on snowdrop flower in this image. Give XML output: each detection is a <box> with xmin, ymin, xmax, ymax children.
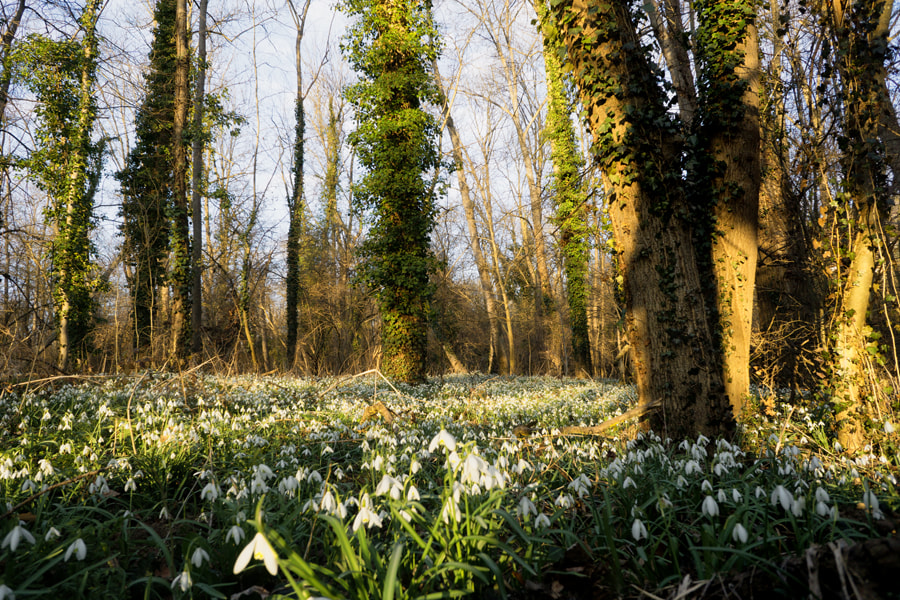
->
<box><xmin>2</xmin><ymin>524</ymin><xmax>35</xmax><ymax>552</ymax></box>
<box><xmin>191</xmin><ymin>547</ymin><xmax>210</xmax><ymax>568</ymax></box>
<box><xmin>226</xmin><ymin>525</ymin><xmax>246</xmax><ymax>545</ymax></box>
<box><xmin>701</xmin><ymin>495</ymin><xmax>719</xmax><ymax>518</ymax></box>
<box><xmin>657</xmin><ymin>494</ymin><xmax>673</xmax><ymax>511</ymax></box>
<box><xmin>124</xmin><ymin>478</ymin><xmax>137</xmax><ymax>492</ymax></box>
<box><xmin>233</xmin><ymin>532</ymin><xmax>278</xmax><ymax>575</ymax></box>
<box><xmin>535</xmin><ymin>513</ymin><xmax>551</xmax><ymax>529</ymax></box>
<box><xmin>771</xmin><ymin>485</ymin><xmax>792</xmax><ymax>512</ymax></box>
<box><xmin>406</xmin><ymin>485</ymin><xmax>420</xmax><ymax>502</ymax></box>
<box><xmin>676</xmin><ymin>475</ymin><xmax>688</xmax><ymax>489</ymax></box>
<box><xmin>202</xmin><ymin>482</ymin><xmax>221</xmax><ymax>502</ymax></box>
<box><xmin>732</xmin><ymin>523</ymin><xmax>748</xmax><ymax>544</ymax></box>
<box><xmin>0</xmin><ymin>583</ymin><xmax>13</xmax><ymax>600</ymax></box>
<box><xmin>884</xmin><ymin>422</ymin><xmax>895</xmax><ymax>434</ymax></box>
<box><xmin>732</xmin><ymin>489</ymin><xmax>742</xmax><ymax>503</ymax></box>
<box><xmin>568</xmin><ymin>474</ymin><xmax>592</xmax><ymax>499</ymax></box>
<box><xmin>622</xmin><ymin>476</ymin><xmax>636</xmax><ymax>489</ymax></box>
<box><xmin>631</xmin><ymin>518</ymin><xmax>648</xmax><ymax>541</ymax></box>
<box><xmin>429</xmin><ymin>429</ymin><xmax>457</xmax><ymax>453</ymax></box>
<box><xmin>862</xmin><ymin>490</ymin><xmax>884</xmax><ymax>520</ymax></box>
<box><xmin>683</xmin><ymin>460</ymin><xmax>700</xmax><ymax>476</ymax></box>
<box><xmin>352</xmin><ymin>494</ymin><xmax>383</xmax><ymax>532</ymax></box>
<box><xmin>375</xmin><ymin>474</ymin><xmax>403</xmax><ymax>500</ymax></box>
<box><xmin>791</xmin><ymin>496</ymin><xmax>806</xmax><ymax>517</ymax></box>
<box><xmin>171</xmin><ymin>569</ymin><xmax>192</xmax><ymax>592</ymax></box>
<box><xmin>717</xmin><ymin>488</ymin><xmax>727</xmax><ymax>503</ymax></box>
<box><xmin>45</xmin><ymin>527</ymin><xmax>61</xmax><ymax>541</ymax></box>
<box><xmin>517</xmin><ymin>496</ymin><xmax>537</xmax><ymax>519</ymax></box>
<box><xmin>64</xmin><ymin>538</ymin><xmax>87</xmax><ymax>561</ymax></box>
<box><xmin>701</xmin><ymin>479</ymin><xmax>713</xmax><ymax>493</ymax></box>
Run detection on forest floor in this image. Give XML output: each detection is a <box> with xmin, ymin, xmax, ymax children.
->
<box><xmin>0</xmin><ymin>372</ymin><xmax>898</xmax><ymax>599</ymax></box>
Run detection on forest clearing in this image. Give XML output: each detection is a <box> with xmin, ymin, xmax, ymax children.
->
<box><xmin>0</xmin><ymin>373</ymin><xmax>897</xmax><ymax>599</ymax></box>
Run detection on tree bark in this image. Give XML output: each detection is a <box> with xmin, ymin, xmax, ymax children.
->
<box><xmin>170</xmin><ymin>0</ymin><xmax>192</xmax><ymax>360</ymax></box>
<box><xmin>700</xmin><ymin>4</ymin><xmax>761</xmax><ymax>416</ymax></box>
<box><xmin>547</xmin><ymin>0</ymin><xmax>735</xmax><ymax>438</ymax></box>
<box><xmin>824</xmin><ymin>0</ymin><xmax>892</xmax><ymax>451</ymax></box>
<box><xmin>0</xmin><ymin>0</ymin><xmax>25</xmax><ymax>126</ymax></box>
<box><xmin>190</xmin><ymin>0</ymin><xmax>208</xmax><ymax>355</ymax></box>
<box><xmin>284</xmin><ymin>0</ymin><xmax>312</xmax><ymax>370</ymax></box>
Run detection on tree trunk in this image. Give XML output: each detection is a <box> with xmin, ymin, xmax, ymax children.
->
<box><xmin>823</xmin><ymin>0</ymin><xmax>892</xmax><ymax>451</ymax></box>
<box><xmin>537</xmin><ymin>1</ymin><xmax>592</xmax><ymax>376</ymax></box>
<box><xmin>0</xmin><ymin>0</ymin><xmax>25</xmax><ymax>126</ymax></box>
<box><xmin>284</xmin><ymin>0</ymin><xmax>312</xmax><ymax>370</ymax></box>
<box><xmin>190</xmin><ymin>0</ymin><xmax>208</xmax><ymax>355</ymax></box>
<box><xmin>547</xmin><ymin>0</ymin><xmax>735</xmax><ymax>439</ymax></box>
<box><xmin>698</xmin><ymin>2</ymin><xmax>761</xmax><ymax>416</ymax></box>
<box><xmin>170</xmin><ymin>0</ymin><xmax>192</xmax><ymax>360</ymax></box>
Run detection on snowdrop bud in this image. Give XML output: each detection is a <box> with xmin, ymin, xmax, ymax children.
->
<box><xmin>191</xmin><ymin>547</ymin><xmax>210</xmax><ymax>568</ymax></box>
<box><xmin>701</xmin><ymin>495</ymin><xmax>719</xmax><ymax>518</ymax></box>
<box><xmin>732</xmin><ymin>523</ymin><xmax>748</xmax><ymax>544</ymax></box>
<box><xmin>64</xmin><ymin>538</ymin><xmax>87</xmax><ymax>562</ymax></box>
<box><xmin>631</xmin><ymin>518</ymin><xmax>648</xmax><ymax>541</ymax></box>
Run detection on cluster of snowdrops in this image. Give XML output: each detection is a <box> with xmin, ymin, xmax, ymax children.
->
<box><xmin>0</xmin><ymin>373</ymin><xmax>897</xmax><ymax>599</ymax></box>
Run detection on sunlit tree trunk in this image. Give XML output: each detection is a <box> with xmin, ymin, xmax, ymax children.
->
<box><xmin>697</xmin><ymin>0</ymin><xmax>761</xmax><ymax>416</ymax></box>
<box><xmin>190</xmin><ymin>0</ymin><xmax>208</xmax><ymax>355</ymax></box>
<box><xmin>545</xmin><ymin>0</ymin><xmax>759</xmax><ymax>437</ymax></box>
<box><xmin>170</xmin><ymin>0</ymin><xmax>192</xmax><ymax>360</ymax></box>
<box><xmin>822</xmin><ymin>0</ymin><xmax>892</xmax><ymax>450</ymax></box>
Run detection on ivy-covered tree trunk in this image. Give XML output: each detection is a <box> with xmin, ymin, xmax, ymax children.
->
<box><xmin>821</xmin><ymin>0</ymin><xmax>892</xmax><ymax>451</ymax></box>
<box><xmin>169</xmin><ymin>0</ymin><xmax>192</xmax><ymax>360</ymax></box>
<box><xmin>18</xmin><ymin>0</ymin><xmax>103</xmax><ymax>371</ymax></box>
<box><xmin>284</xmin><ymin>0</ymin><xmax>312</xmax><ymax>370</ymax></box>
<box><xmin>538</xmin><ymin>2</ymin><xmax>592</xmax><ymax>376</ymax></box>
<box><xmin>191</xmin><ymin>0</ymin><xmax>208</xmax><ymax>354</ymax></box>
<box><xmin>544</xmin><ymin>0</ymin><xmax>740</xmax><ymax>438</ymax></box>
<box><xmin>342</xmin><ymin>0</ymin><xmax>442</xmax><ymax>384</ymax></box>
<box><xmin>117</xmin><ymin>0</ymin><xmax>176</xmax><ymax>355</ymax></box>
<box><xmin>695</xmin><ymin>0</ymin><xmax>760</xmax><ymax>416</ymax></box>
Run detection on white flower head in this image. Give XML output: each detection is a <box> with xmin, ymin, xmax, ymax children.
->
<box><xmin>428</xmin><ymin>429</ymin><xmax>457</xmax><ymax>453</ymax></box>
<box><xmin>517</xmin><ymin>496</ymin><xmax>537</xmax><ymax>519</ymax></box>
<box><xmin>862</xmin><ymin>490</ymin><xmax>885</xmax><ymax>520</ymax></box>
<box><xmin>0</xmin><ymin>583</ymin><xmax>13</xmax><ymax>600</ymax></box>
<box><xmin>771</xmin><ymin>485</ymin><xmax>793</xmax><ymax>512</ymax></box>
<box><xmin>2</xmin><ymin>525</ymin><xmax>35</xmax><ymax>552</ymax></box>
<box><xmin>201</xmin><ymin>482</ymin><xmax>221</xmax><ymax>502</ymax></box>
<box><xmin>631</xmin><ymin>518</ymin><xmax>648</xmax><ymax>541</ymax></box>
<box><xmin>233</xmin><ymin>532</ymin><xmax>278</xmax><ymax>576</ymax></box>
<box><xmin>171</xmin><ymin>569</ymin><xmax>192</xmax><ymax>592</ymax></box>
<box><xmin>226</xmin><ymin>525</ymin><xmax>246</xmax><ymax>545</ymax></box>
<box><xmin>732</xmin><ymin>523</ymin><xmax>748</xmax><ymax>544</ymax></box>
<box><xmin>64</xmin><ymin>538</ymin><xmax>87</xmax><ymax>562</ymax></box>
<box><xmin>44</xmin><ymin>527</ymin><xmax>61</xmax><ymax>541</ymax></box>
<box><xmin>535</xmin><ymin>513</ymin><xmax>551</xmax><ymax>529</ymax></box>
<box><xmin>191</xmin><ymin>547</ymin><xmax>210</xmax><ymax>568</ymax></box>
<box><xmin>701</xmin><ymin>495</ymin><xmax>719</xmax><ymax>518</ymax></box>
<box><xmin>352</xmin><ymin>494</ymin><xmax>383</xmax><ymax>532</ymax></box>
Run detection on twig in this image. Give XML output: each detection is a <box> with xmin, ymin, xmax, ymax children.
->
<box><xmin>1</xmin><ymin>469</ymin><xmax>106</xmax><ymax>521</ymax></box>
